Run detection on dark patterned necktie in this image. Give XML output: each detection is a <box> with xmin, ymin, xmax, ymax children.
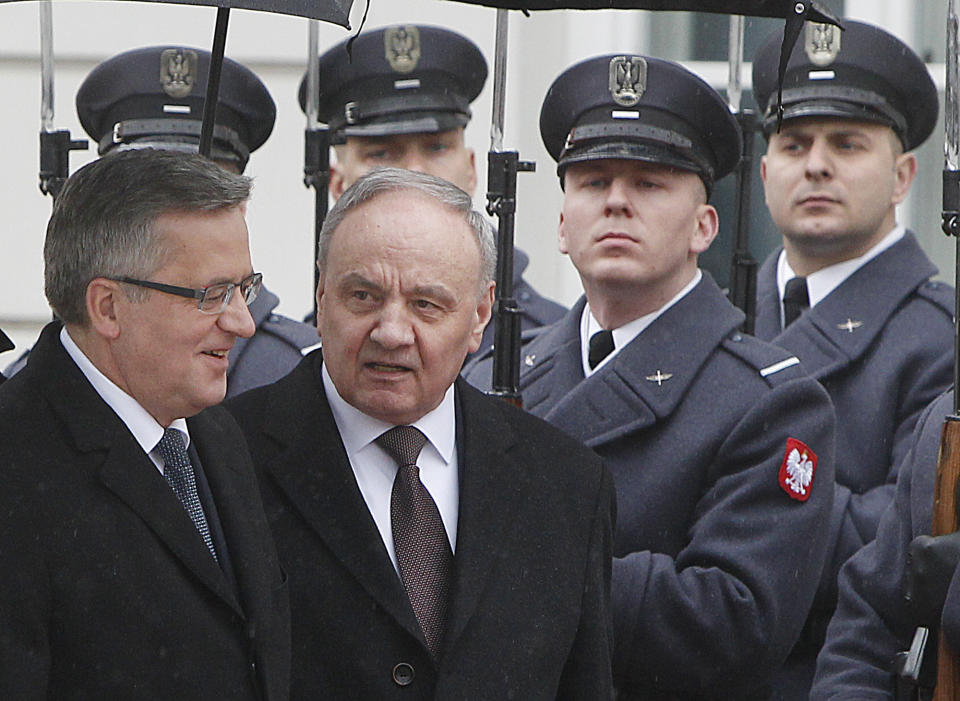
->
<box><xmin>155</xmin><ymin>428</ymin><xmax>218</xmax><ymax>562</ymax></box>
<box><xmin>377</xmin><ymin>425</ymin><xmax>453</xmax><ymax>658</ymax></box>
<box><xmin>783</xmin><ymin>277</ymin><xmax>810</xmax><ymax>328</ymax></box>
<box><xmin>588</xmin><ymin>329</ymin><xmax>615</xmax><ymax>369</ymax></box>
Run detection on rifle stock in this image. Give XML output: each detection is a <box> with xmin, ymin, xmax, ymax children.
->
<box><xmin>932</xmin><ymin>416</ymin><xmax>960</xmax><ymax>699</ymax></box>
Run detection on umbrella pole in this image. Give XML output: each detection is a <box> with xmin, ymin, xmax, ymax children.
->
<box><xmin>304</xmin><ymin>19</ymin><xmax>329</xmax><ymax>323</ymax></box>
<box><xmin>38</xmin><ymin>0</ymin><xmax>87</xmax><ymax>200</ymax></box>
<box><xmin>486</xmin><ymin>9</ymin><xmax>534</xmax><ymax>405</ymax></box>
<box><xmin>726</xmin><ymin>14</ymin><xmax>758</xmax><ymax>334</ymax></box>
<box><xmin>199</xmin><ymin>7</ymin><xmax>230</xmax><ymax>158</ymax></box>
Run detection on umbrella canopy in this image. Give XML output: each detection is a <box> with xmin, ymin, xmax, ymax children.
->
<box><xmin>2</xmin><ymin>0</ymin><xmax>352</xmax><ymax>24</ymax></box>
<box><xmin>439</xmin><ymin>0</ymin><xmax>839</xmax><ymax>24</ymax></box>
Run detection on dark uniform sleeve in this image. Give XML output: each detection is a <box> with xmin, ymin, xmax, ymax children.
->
<box><xmin>827</xmin><ymin>285</ymin><xmax>953</xmax><ymax>600</ymax></box>
<box><xmin>811</xmin><ymin>392</ymin><xmax>948</xmax><ymax>700</ymax></box>
<box><xmin>613</xmin><ymin>371</ymin><xmax>836</xmax><ymax>698</ymax></box>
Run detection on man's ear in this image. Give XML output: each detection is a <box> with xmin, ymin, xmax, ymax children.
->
<box><xmin>467</xmin><ymin>280</ymin><xmax>495</xmax><ymax>353</ymax></box>
<box><xmin>892</xmin><ymin>152</ymin><xmax>918</xmax><ymax>206</ymax></box>
<box><xmin>85</xmin><ymin>278</ymin><xmax>123</xmax><ymax>340</ymax></box>
<box><xmin>329</xmin><ymin>163</ymin><xmax>346</xmax><ymax>200</ymax></box>
<box><xmin>690</xmin><ymin>204</ymin><xmax>719</xmax><ymax>256</ymax></box>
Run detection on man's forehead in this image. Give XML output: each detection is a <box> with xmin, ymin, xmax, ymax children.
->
<box><xmin>773</xmin><ymin>117</ymin><xmax>893</xmax><ymax>139</ymax></box>
<box><xmin>344</xmin><ymin>127</ymin><xmax>465</xmax><ymax>149</ymax></box>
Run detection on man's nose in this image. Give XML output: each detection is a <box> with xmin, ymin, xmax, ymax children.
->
<box><xmin>804</xmin><ymin>139</ymin><xmax>834</xmax><ymax>181</ymax></box>
<box><xmin>369</xmin><ymin>302</ymin><xmax>415</xmax><ymax>348</ymax></box>
<box><xmin>218</xmin><ymin>288</ymin><xmax>256</xmax><ymax>339</ymax></box>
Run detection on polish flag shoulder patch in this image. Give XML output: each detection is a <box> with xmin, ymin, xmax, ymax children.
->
<box><xmin>779</xmin><ymin>438</ymin><xmax>817</xmax><ymax>502</ymax></box>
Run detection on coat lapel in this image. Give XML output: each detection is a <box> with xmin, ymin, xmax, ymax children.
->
<box><xmin>766</xmin><ymin>232</ymin><xmax>937</xmax><ymax>380</ymax></box>
<box><xmin>442</xmin><ymin>381</ymin><xmax>526</xmax><ymax>655</ymax></box>
<box><xmin>32</xmin><ymin>324</ymin><xmax>239</xmax><ymax>612</ymax></box>
<box><xmin>258</xmin><ymin>355</ymin><xmax>422</xmax><ymax>641</ymax></box>
<box><xmin>530</xmin><ymin>276</ymin><xmax>743</xmax><ymax>448</ymax></box>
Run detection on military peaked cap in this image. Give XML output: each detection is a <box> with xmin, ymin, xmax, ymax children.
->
<box><xmin>753</xmin><ymin>20</ymin><xmax>938</xmax><ymax>151</ymax></box>
<box><xmin>540</xmin><ymin>54</ymin><xmax>741</xmax><ymax>194</ymax></box>
<box><xmin>76</xmin><ymin>45</ymin><xmax>276</xmax><ymax>173</ymax></box>
<box><xmin>300</xmin><ymin>25</ymin><xmax>487</xmax><ymax>143</ymax></box>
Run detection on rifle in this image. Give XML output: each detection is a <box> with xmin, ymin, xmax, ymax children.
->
<box><xmin>929</xmin><ymin>0</ymin><xmax>960</xmax><ymax>696</ymax></box>
<box><xmin>485</xmin><ymin>10</ymin><xmax>535</xmax><ymax>406</ymax></box>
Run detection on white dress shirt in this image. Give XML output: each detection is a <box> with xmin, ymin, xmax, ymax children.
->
<box><xmin>776</xmin><ymin>224</ymin><xmax>906</xmax><ymax>326</ymax></box>
<box><xmin>580</xmin><ymin>269</ymin><xmax>703</xmax><ymax>376</ymax></box>
<box><xmin>321</xmin><ymin>362</ymin><xmax>459</xmax><ymax>573</ymax></box>
<box><xmin>60</xmin><ymin>326</ymin><xmax>188</xmax><ymax>473</ymax></box>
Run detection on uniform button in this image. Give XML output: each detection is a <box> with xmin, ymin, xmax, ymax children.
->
<box><xmin>392</xmin><ymin>662</ymin><xmax>415</xmax><ymax>686</ymax></box>
<box><xmin>730</xmin><ymin>333</ymin><xmax>743</xmax><ymax>342</ymax></box>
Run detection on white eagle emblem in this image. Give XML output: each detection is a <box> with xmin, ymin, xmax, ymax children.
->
<box><xmin>785</xmin><ymin>448</ymin><xmax>814</xmax><ymax>496</ymax></box>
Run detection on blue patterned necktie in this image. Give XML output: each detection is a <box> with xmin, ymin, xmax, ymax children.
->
<box><xmin>155</xmin><ymin>428</ymin><xmax>218</xmax><ymax>562</ymax></box>
<box><xmin>377</xmin><ymin>425</ymin><xmax>453</xmax><ymax>658</ymax></box>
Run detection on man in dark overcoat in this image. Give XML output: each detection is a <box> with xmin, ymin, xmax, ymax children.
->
<box><xmin>0</xmin><ymin>149</ymin><xmax>290</xmax><ymax>700</ymax></box>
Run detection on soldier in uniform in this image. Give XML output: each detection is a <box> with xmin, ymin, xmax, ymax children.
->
<box><xmin>301</xmin><ymin>24</ymin><xmax>566</xmax><ymax>354</ymax></box>
<box><xmin>811</xmin><ymin>389</ymin><xmax>958</xmax><ymax>698</ymax></box>
<box><xmin>4</xmin><ymin>45</ymin><xmax>320</xmax><ymax>396</ymax></box>
<box><xmin>751</xmin><ymin>21</ymin><xmax>953</xmax><ymax>697</ymax></box>
<box><xmin>462</xmin><ymin>53</ymin><xmax>836</xmax><ymax>699</ymax></box>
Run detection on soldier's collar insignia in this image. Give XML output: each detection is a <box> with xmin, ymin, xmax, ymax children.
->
<box><xmin>779</xmin><ymin>438</ymin><xmax>817</xmax><ymax>502</ymax></box>
<box><xmin>836</xmin><ymin>318</ymin><xmax>863</xmax><ymax>333</ymax></box>
<box><xmin>160</xmin><ymin>48</ymin><xmax>197</xmax><ymax>99</ymax></box>
<box><xmin>385</xmin><ymin>26</ymin><xmax>421</xmax><ymax>75</ymax></box>
<box><xmin>805</xmin><ymin>23</ymin><xmax>841</xmax><ymax>68</ymax></box>
<box><xmin>645</xmin><ymin>370</ymin><xmax>672</xmax><ymax>386</ymax></box>
<box><xmin>609</xmin><ymin>56</ymin><xmax>646</xmax><ymax>108</ymax></box>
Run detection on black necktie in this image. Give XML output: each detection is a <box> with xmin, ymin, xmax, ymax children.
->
<box><xmin>155</xmin><ymin>428</ymin><xmax>218</xmax><ymax>562</ymax></box>
<box><xmin>588</xmin><ymin>329</ymin><xmax>615</xmax><ymax>369</ymax></box>
<box><xmin>783</xmin><ymin>277</ymin><xmax>810</xmax><ymax>328</ymax></box>
<box><xmin>377</xmin><ymin>425</ymin><xmax>453</xmax><ymax>658</ymax></box>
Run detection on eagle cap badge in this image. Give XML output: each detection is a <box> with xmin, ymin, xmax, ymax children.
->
<box><xmin>805</xmin><ymin>23</ymin><xmax>841</xmax><ymax>68</ymax></box>
<box><xmin>160</xmin><ymin>48</ymin><xmax>197</xmax><ymax>99</ymax></box>
<box><xmin>385</xmin><ymin>26</ymin><xmax>421</xmax><ymax>74</ymax></box>
<box><xmin>609</xmin><ymin>56</ymin><xmax>646</xmax><ymax>107</ymax></box>
<box><xmin>779</xmin><ymin>438</ymin><xmax>817</xmax><ymax>502</ymax></box>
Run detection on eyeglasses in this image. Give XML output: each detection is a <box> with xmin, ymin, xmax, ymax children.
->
<box><xmin>114</xmin><ymin>272</ymin><xmax>263</xmax><ymax>314</ymax></box>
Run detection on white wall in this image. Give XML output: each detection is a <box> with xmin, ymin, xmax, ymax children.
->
<box><xmin>0</xmin><ymin>1</ymin><xmax>948</xmax><ymax>357</ymax></box>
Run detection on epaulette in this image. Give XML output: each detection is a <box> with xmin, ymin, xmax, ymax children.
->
<box><xmin>260</xmin><ymin>314</ymin><xmax>321</xmax><ymax>352</ymax></box>
<box><xmin>720</xmin><ymin>330</ymin><xmax>806</xmax><ymax>387</ymax></box>
<box><xmin>915</xmin><ymin>279</ymin><xmax>955</xmax><ymax>317</ymax></box>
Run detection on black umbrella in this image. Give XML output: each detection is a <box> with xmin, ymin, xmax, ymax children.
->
<box><xmin>16</xmin><ymin>0</ymin><xmax>354</xmax><ymax>197</ymax></box>
<box><xmin>441</xmin><ymin>0</ymin><xmax>834</xmax><ymax>21</ymax></box>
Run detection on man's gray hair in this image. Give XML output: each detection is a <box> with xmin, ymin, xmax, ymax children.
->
<box><xmin>44</xmin><ymin>148</ymin><xmax>252</xmax><ymax>325</ymax></box>
<box><xmin>318</xmin><ymin>167</ymin><xmax>497</xmax><ymax>291</ymax></box>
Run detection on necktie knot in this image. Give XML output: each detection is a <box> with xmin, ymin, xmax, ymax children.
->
<box><xmin>376</xmin><ymin>425</ymin><xmax>428</xmax><ymax>468</ymax></box>
<box><xmin>155</xmin><ymin>427</ymin><xmax>189</xmax><ymax>468</ymax></box>
<box><xmin>588</xmin><ymin>329</ymin><xmax>615</xmax><ymax>370</ymax></box>
<box><xmin>783</xmin><ymin>276</ymin><xmax>810</xmax><ymax>328</ymax></box>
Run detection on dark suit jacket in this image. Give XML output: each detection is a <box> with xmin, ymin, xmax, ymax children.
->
<box><xmin>227</xmin><ymin>350</ymin><xmax>615</xmax><ymax>700</ymax></box>
<box><xmin>0</xmin><ymin>322</ymin><xmax>290</xmax><ymax>701</ymax></box>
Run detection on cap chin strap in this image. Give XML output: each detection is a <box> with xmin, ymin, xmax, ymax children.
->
<box><xmin>102</xmin><ymin>119</ymin><xmax>249</xmax><ymax>165</ymax></box>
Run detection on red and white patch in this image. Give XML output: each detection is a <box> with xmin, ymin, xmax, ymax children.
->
<box><xmin>778</xmin><ymin>438</ymin><xmax>817</xmax><ymax>502</ymax></box>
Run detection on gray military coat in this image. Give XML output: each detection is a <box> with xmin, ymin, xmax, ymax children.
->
<box><xmin>463</xmin><ymin>273</ymin><xmax>837</xmax><ymax>699</ymax></box>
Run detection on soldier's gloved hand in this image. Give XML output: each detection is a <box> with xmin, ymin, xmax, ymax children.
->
<box><xmin>906</xmin><ymin>532</ymin><xmax>960</xmax><ymax>628</ymax></box>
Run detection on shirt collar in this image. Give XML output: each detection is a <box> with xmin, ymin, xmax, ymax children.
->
<box><xmin>581</xmin><ymin>269</ymin><xmax>702</xmax><ymax>375</ymax></box>
<box><xmin>60</xmin><ymin>326</ymin><xmax>189</xmax><ymax>454</ymax></box>
<box><xmin>321</xmin><ymin>360</ymin><xmax>456</xmax><ymax>465</ymax></box>
<box><xmin>777</xmin><ymin>224</ymin><xmax>906</xmax><ymax>309</ymax></box>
